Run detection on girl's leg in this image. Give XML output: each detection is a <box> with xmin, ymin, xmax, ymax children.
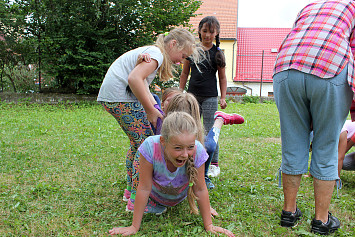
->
<box><xmin>101</xmin><ymin>102</ymin><xmax>153</xmax><ymax>195</ymax></box>
<box><xmin>338</xmin><ymin>131</ymin><xmax>348</xmax><ymax>177</ymax></box>
<box><xmin>204</xmin><ymin>119</ymin><xmax>223</xmax><ymax>177</ymax></box>
<box><xmin>343</xmin><ymin>152</ymin><xmax>355</xmax><ymax>170</ymax></box>
<box><xmin>196</xmin><ymin>96</ymin><xmax>219</xmax><ymax>170</ymax></box>
<box><xmin>200</xmin><ymin>97</ymin><xmax>220</xmax><ymax>166</ymax></box>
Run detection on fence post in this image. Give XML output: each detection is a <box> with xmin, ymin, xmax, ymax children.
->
<box><xmin>260</xmin><ymin>50</ymin><xmax>264</xmax><ymax>97</ymax></box>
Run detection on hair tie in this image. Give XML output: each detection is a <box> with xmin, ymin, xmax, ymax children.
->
<box><xmin>189</xmin><ymin>182</ymin><xmax>193</xmax><ymax>187</ymax></box>
<box><xmin>164</xmin><ymin>32</ymin><xmax>169</xmax><ymax>36</ymax></box>
<box><xmin>217</xmin><ymin>47</ymin><xmax>221</xmax><ymax>51</ymax></box>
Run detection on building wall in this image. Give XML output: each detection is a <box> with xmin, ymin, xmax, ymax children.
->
<box><xmin>233</xmin><ymin>82</ymin><xmax>273</xmax><ymax>97</ymax></box>
<box><xmin>220</xmin><ymin>39</ymin><xmax>237</xmax><ymax>84</ymax></box>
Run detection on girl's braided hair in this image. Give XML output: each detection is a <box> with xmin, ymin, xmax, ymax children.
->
<box><xmin>160</xmin><ymin>111</ymin><xmax>199</xmax><ymax>214</ymax></box>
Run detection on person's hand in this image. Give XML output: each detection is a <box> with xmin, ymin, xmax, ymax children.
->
<box><xmin>146</xmin><ymin>107</ymin><xmax>164</xmax><ymax>130</ymax></box>
<box><xmin>136</xmin><ymin>53</ymin><xmax>151</xmax><ymax>65</ymax></box>
<box><xmin>108</xmin><ymin>226</ymin><xmax>138</xmax><ymax>236</ymax></box>
<box><xmin>220</xmin><ymin>98</ymin><xmax>227</xmax><ymax>109</ymax></box>
<box><xmin>205</xmin><ymin>224</ymin><xmax>235</xmax><ymax>237</ymax></box>
<box><xmin>210</xmin><ymin>206</ymin><xmax>219</xmax><ymax>217</ymax></box>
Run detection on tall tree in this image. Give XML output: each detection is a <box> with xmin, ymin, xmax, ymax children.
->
<box><xmin>0</xmin><ymin>0</ymin><xmax>201</xmax><ymax>93</ymax></box>
<box><xmin>0</xmin><ymin>0</ymin><xmax>35</xmax><ymax>92</ymax></box>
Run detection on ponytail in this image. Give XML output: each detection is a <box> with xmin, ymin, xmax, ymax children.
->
<box><xmin>215</xmin><ymin>34</ymin><xmax>226</xmax><ymax>68</ymax></box>
<box><xmin>154</xmin><ymin>28</ymin><xmax>204</xmax><ymax>82</ymax></box>
<box><xmin>154</xmin><ymin>34</ymin><xmax>173</xmax><ymax>81</ymax></box>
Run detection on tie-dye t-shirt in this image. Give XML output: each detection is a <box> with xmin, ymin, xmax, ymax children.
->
<box><xmin>137</xmin><ymin>135</ymin><xmax>208</xmax><ymax>207</ymax></box>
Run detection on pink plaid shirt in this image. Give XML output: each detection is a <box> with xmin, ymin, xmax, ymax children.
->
<box><xmin>273</xmin><ymin>0</ymin><xmax>355</xmax><ymax>92</ymax></box>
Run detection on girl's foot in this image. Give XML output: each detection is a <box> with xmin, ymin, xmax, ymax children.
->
<box><xmin>123</xmin><ymin>189</ymin><xmax>131</xmax><ymax>202</ymax></box>
<box><xmin>205</xmin><ymin>177</ymin><xmax>215</xmax><ymax>189</ymax></box>
<box><xmin>214</xmin><ymin>111</ymin><xmax>244</xmax><ymax>125</ymax></box>
<box><xmin>126</xmin><ymin>198</ymin><xmax>167</xmax><ymax>215</ymax></box>
<box><xmin>208</xmin><ymin>164</ymin><xmax>220</xmax><ymax>177</ymax></box>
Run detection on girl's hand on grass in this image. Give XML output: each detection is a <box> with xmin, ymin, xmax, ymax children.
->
<box><xmin>108</xmin><ymin>226</ymin><xmax>138</xmax><ymax>236</ymax></box>
<box><xmin>210</xmin><ymin>206</ymin><xmax>219</xmax><ymax>217</ymax></box>
<box><xmin>205</xmin><ymin>224</ymin><xmax>235</xmax><ymax>237</ymax></box>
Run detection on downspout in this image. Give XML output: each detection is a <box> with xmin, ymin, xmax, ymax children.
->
<box><xmin>242</xmin><ymin>82</ymin><xmax>253</xmax><ymax>95</ymax></box>
<box><xmin>232</xmin><ymin>40</ymin><xmax>237</xmax><ymax>83</ymax></box>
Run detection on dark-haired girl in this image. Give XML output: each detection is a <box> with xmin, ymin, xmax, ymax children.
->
<box><xmin>180</xmin><ymin>16</ymin><xmax>227</xmax><ymax>188</ymax></box>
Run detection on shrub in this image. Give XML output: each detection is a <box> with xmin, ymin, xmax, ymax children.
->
<box><xmin>242</xmin><ymin>95</ymin><xmax>260</xmax><ymax>104</ymax></box>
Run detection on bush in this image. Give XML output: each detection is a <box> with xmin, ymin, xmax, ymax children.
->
<box><xmin>242</xmin><ymin>95</ymin><xmax>260</xmax><ymax>104</ymax></box>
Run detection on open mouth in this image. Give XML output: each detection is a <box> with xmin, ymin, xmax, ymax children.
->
<box><xmin>176</xmin><ymin>158</ymin><xmax>186</xmax><ymax>166</ymax></box>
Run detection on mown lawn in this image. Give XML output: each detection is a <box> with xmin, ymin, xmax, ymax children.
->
<box><xmin>0</xmin><ymin>101</ymin><xmax>354</xmax><ymax>236</ymax></box>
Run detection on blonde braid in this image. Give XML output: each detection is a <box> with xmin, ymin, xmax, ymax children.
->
<box><xmin>186</xmin><ymin>154</ymin><xmax>199</xmax><ymax>214</ymax></box>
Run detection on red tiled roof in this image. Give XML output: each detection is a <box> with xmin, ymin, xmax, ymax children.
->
<box><xmin>189</xmin><ymin>0</ymin><xmax>238</xmax><ymax>39</ymax></box>
<box><xmin>234</xmin><ymin>27</ymin><xmax>291</xmax><ymax>82</ymax></box>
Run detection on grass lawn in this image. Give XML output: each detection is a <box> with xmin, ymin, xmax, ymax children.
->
<box><xmin>0</xmin><ymin>101</ymin><xmax>354</xmax><ymax>236</ymax></box>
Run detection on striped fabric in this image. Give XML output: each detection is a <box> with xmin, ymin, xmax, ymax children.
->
<box><xmin>273</xmin><ymin>0</ymin><xmax>355</xmax><ymax>92</ymax></box>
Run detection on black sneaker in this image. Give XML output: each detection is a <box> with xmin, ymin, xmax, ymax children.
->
<box><xmin>281</xmin><ymin>207</ymin><xmax>302</xmax><ymax>227</ymax></box>
<box><xmin>311</xmin><ymin>212</ymin><xmax>340</xmax><ymax>235</ymax></box>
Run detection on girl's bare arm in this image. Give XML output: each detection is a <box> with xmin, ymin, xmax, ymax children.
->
<box><xmin>179</xmin><ymin>59</ymin><xmax>191</xmax><ymax>91</ymax></box>
<box><xmin>193</xmin><ymin>164</ymin><xmax>235</xmax><ymax>237</ymax></box>
<box><xmin>108</xmin><ymin>155</ymin><xmax>153</xmax><ymax>236</ymax></box>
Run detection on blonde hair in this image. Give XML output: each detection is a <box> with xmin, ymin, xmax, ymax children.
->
<box><xmin>154</xmin><ymin>28</ymin><xmax>204</xmax><ymax>81</ymax></box>
<box><xmin>165</xmin><ymin>93</ymin><xmax>204</xmax><ymax>144</ymax></box>
<box><xmin>162</xmin><ymin>87</ymin><xmax>183</xmax><ymax>104</ymax></box>
<box><xmin>160</xmin><ymin>111</ymin><xmax>199</xmax><ymax>214</ymax></box>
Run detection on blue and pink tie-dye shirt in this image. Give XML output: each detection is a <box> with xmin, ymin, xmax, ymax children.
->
<box><xmin>137</xmin><ymin>135</ymin><xmax>208</xmax><ymax>207</ymax></box>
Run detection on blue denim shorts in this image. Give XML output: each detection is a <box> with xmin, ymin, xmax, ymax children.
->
<box><xmin>273</xmin><ymin>66</ymin><xmax>353</xmax><ymax>180</ymax></box>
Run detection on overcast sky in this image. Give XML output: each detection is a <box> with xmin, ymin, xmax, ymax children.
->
<box><xmin>238</xmin><ymin>0</ymin><xmax>314</xmax><ymax>28</ymax></box>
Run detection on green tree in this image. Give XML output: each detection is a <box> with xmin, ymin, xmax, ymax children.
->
<box><xmin>0</xmin><ymin>0</ymin><xmax>36</xmax><ymax>92</ymax></box>
<box><xmin>0</xmin><ymin>0</ymin><xmax>201</xmax><ymax>94</ymax></box>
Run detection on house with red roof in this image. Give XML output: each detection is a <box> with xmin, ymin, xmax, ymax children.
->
<box><xmin>234</xmin><ymin>27</ymin><xmax>290</xmax><ymax>96</ymax></box>
<box><xmin>188</xmin><ymin>0</ymin><xmax>291</xmax><ymax>96</ymax></box>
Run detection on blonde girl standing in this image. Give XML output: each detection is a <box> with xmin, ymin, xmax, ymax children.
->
<box><xmin>97</xmin><ymin>28</ymin><xmax>203</xmax><ymax>202</ymax></box>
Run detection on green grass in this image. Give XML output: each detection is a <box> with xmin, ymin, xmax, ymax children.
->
<box><xmin>0</xmin><ymin>101</ymin><xmax>354</xmax><ymax>236</ymax></box>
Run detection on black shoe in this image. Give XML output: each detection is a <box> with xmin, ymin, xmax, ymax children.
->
<box><xmin>311</xmin><ymin>212</ymin><xmax>340</xmax><ymax>235</ymax></box>
<box><xmin>281</xmin><ymin>207</ymin><xmax>302</xmax><ymax>227</ymax></box>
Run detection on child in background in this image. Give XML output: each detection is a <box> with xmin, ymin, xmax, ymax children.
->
<box><xmin>97</xmin><ymin>28</ymin><xmax>204</xmax><ymax>203</ymax></box>
<box><xmin>337</xmin><ymin>120</ymin><xmax>355</xmax><ymax>176</ymax></box>
<box><xmin>307</xmin><ymin>120</ymin><xmax>355</xmax><ymax>178</ymax></box>
<box><xmin>180</xmin><ymin>16</ymin><xmax>228</xmax><ymax>182</ymax></box>
<box><xmin>161</xmin><ymin>87</ymin><xmax>183</xmax><ymax>114</ymax></box>
<box><xmin>108</xmin><ymin>112</ymin><xmax>235</xmax><ymax>237</ymax></box>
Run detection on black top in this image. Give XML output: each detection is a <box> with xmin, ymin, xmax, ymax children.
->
<box><xmin>187</xmin><ymin>44</ymin><xmax>218</xmax><ymax>97</ymax></box>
